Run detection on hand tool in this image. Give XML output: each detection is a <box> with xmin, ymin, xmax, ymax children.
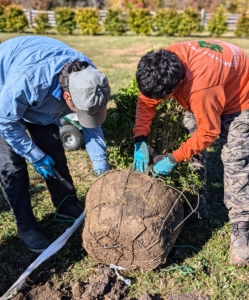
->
<box><xmin>52</xmin><ymin>167</ymin><xmax>74</xmax><ymax>191</ymax></box>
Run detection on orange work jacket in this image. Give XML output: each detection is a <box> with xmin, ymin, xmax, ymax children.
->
<box><xmin>133</xmin><ymin>39</ymin><xmax>249</xmax><ymax>162</ymax></box>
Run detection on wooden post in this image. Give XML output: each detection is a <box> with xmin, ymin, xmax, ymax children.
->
<box><xmin>200</xmin><ymin>8</ymin><xmax>205</xmax><ymax>27</ymax></box>
<box><xmin>28</xmin><ymin>9</ymin><xmax>33</xmax><ymax>27</ymax></box>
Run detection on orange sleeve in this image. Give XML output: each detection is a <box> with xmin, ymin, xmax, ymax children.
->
<box><xmin>133</xmin><ymin>92</ymin><xmax>162</xmax><ymax>137</ymax></box>
<box><xmin>173</xmin><ymin>86</ymin><xmax>226</xmax><ymax>162</ymax></box>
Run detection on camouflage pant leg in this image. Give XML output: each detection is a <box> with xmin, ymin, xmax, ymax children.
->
<box><xmin>220</xmin><ymin>110</ymin><xmax>249</xmax><ymax>222</ymax></box>
<box><xmin>183</xmin><ymin>111</ymin><xmax>208</xmax><ymax>198</ymax></box>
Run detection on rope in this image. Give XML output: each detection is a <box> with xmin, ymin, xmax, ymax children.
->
<box><xmin>53</xmin><ymin>195</ymin><xmax>78</xmax><ymax>223</ymax></box>
<box><xmin>160</xmin><ymin>245</ymin><xmax>207</xmax><ymax>275</ymax></box>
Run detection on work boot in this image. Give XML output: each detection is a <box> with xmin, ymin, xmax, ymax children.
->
<box><xmin>18</xmin><ymin>227</ymin><xmax>51</xmax><ymax>253</ymax></box>
<box><xmin>56</xmin><ymin>202</ymin><xmax>83</xmax><ymax>220</ymax></box>
<box><xmin>230</xmin><ymin>221</ymin><xmax>249</xmax><ymax>266</ymax></box>
<box><xmin>184</xmin><ymin>195</ymin><xmax>209</xmax><ymax>224</ymax></box>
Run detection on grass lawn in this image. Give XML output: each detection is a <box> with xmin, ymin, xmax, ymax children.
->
<box><xmin>0</xmin><ymin>32</ymin><xmax>249</xmax><ymax>299</ymax></box>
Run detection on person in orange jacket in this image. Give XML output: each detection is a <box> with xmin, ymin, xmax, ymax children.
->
<box><xmin>133</xmin><ymin>39</ymin><xmax>249</xmax><ymax>266</ymax></box>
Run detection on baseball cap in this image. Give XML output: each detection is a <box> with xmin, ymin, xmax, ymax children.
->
<box><xmin>69</xmin><ymin>66</ymin><xmax>110</xmax><ymax>128</ymax></box>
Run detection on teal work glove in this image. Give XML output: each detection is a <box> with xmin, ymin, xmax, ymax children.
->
<box><xmin>153</xmin><ymin>155</ymin><xmax>177</xmax><ymax>176</ymax></box>
<box><xmin>134</xmin><ymin>141</ymin><xmax>149</xmax><ymax>173</ymax></box>
<box><xmin>33</xmin><ymin>154</ymin><xmax>55</xmax><ymax>179</ymax></box>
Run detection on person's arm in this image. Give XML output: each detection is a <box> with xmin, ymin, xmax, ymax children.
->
<box><xmin>82</xmin><ymin>125</ymin><xmax>110</xmax><ymax>176</ymax></box>
<box><xmin>133</xmin><ymin>92</ymin><xmax>162</xmax><ymax>138</ymax></box>
<box><xmin>0</xmin><ymin>76</ymin><xmax>45</xmax><ymax>163</ymax></box>
<box><xmin>173</xmin><ymin>86</ymin><xmax>226</xmax><ymax>162</ymax></box>
<box><xmin>133</xmin><ymin>92</ymin><xmax>162</xmax><ymax>172</ymax></box>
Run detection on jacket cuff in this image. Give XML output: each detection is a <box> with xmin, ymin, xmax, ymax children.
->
<box><xmin>134</xmin><ymin>135</ymin><xmax>148</xmax><ymax>143</ymax></box>
<box><xmin>92</xmin><ymin>159</ymin><xmax>110</xmax><ymax>173</ymax></box>
<box><xmin>168</xmin><ymin>153</ymin><xmax>177</xmax><ymax>164</ymax></box>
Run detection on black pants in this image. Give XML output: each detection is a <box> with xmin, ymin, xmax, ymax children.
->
<box><xmin>0</xmin><ymin>123</ymin><xmax>78</xmax><ymax>230</ymax></box>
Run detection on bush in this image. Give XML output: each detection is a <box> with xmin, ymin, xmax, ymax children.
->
<box><xmin>103</xmin><ymin>79</ymin><xmax>138</xmax><ymax>165</ymax></box>
<box><xmin>208</xmin><ymin>5</ymin><xmax>227</xmax><ymax>37</ymax></box>
<box><xmin>153</xmin><ymin>8</ymin><xmax>179</xmax><ymax>36</ymax></box>
<box><xmin>103</xmin><ymin>79</ymin><xmax>203</xmax><ymax>194</ymax></box>
<box><xmin>54</xmin><ymin>7</ymin><xmax>76</xmax><ymax>35</ymax></box>
<box><xmin>0</xmin><ymin>5</ymin><xmax>5</xmax><ymax>32</ymax></box>
<box><xmin>104</xmin><ymin>79</ymin><xmax>185</xmax><ymax>157</ymax></box>
<box><xmin>234</xmin><ymin>12</ymin><xmax>249</xmax><ymax>38</ymax></box>
<box><xmin>127</xmin><ymin>8</ymin><xmax>152</xmax><ymax>36</ymax></box>
<box><xmin>33</xmin><ymin>12</ymin><xmax>51</xmax><ymax>34</ymax></box>
<box><xmin>4</xmin><ymin>5</ymin><xmax>28</xmax><ymax>32</ymax></box>
<box><xmin>76</xmin><ymin>7</ymin><xmax>101</xmax><ymax>35</ymax></box>
<box><xmin>103</xmin><ymin>8</ymin><xmax>127</xmax><ymax>36</ymax></box>
<box><xmin>177</xmin><ymin>7</ymin><xmax>203</xmax><ymax>37</ymax></box>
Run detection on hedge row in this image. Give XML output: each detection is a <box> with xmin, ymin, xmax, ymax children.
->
<box><xmin>0</xmin><ymin>4</ymin><xmax>248</xmax><ymax>38</ymax></box>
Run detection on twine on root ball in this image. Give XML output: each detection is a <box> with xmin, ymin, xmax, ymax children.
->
<box><xmin>82</xmin><ymin>170</ymin><xmax>185</xmax><ymax>271</ymax></box>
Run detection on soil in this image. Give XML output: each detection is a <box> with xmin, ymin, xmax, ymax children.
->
<box><xmin>12</xmin><ymin>265</ymin><xmax>128</xmax><ymax>300</ymax></box>
<box><xmin>83</xmin><ymin>170</ymin><xmax>184</xmax><ymax>271</ymax></box>
<box><xmin>10</xmin><ymin>265</ymin><xmax>209</xmax><ymax>300</ymax></box>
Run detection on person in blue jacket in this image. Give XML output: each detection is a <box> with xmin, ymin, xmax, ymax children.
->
<box><xmin>0</xmin><ymin>36</ymin><xmax>110</xmax><ymax>253</ymax></box>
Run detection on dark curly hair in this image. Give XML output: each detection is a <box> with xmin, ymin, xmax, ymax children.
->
<box><xmin>136</xmin><ymin>49</ymin><xmax>185</xmax><ymax>99</ymax></box>
<box><xmin>59</xmin><ymin>59</ymin><xmax>89</xmax><ymax>92</ymax></box>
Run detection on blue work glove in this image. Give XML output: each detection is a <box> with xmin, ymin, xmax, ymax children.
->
<box><xmin>134</xmin><ymin>141</ymin><xmax>149</xmax><ymax>173</ymax></box>
<box><xmin>152</xmin><ymin>155</ymin><xmax>177</xmax><ymax>176</ymax></box>
<box><xmin>33</xmin><ymin>154</ymin><xmax>55</xmax><ymax>179</ymax></box>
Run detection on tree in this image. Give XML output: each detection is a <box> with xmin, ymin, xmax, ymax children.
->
<box><xmin>234</xmin><ymin>12</ymin><xmax>249</xmax><ymax>37</ymax></box>
<box><xmin>103</xmin><ymin>8</ymin><xmax>127</xmax><ymax>35</ymax></box>
<box><xmin>226</xmin><ymin>0</ymin><xmax>249</xmax><ymax>13</ymax></box>
<box><xmin>30</xmin><ymin>0</ymin><xmax>53</xmax><ymax>10</ymax></box>
<box><xmin>208</xmin><ymin>5</ymin><xmax>227</xmax><ymax>36</ymax></box>
<box><xmin>33</xmin><ymin>12</ymin><xmax>51</xmax><ymax>34</ymax></box>
<box><xmin>5</xmin><ymin>4</ymin><xmax>29</xmax><ymax>32</ymax></box>
<box><xmin>0</xmin><ymin>0</ymin><xmax>12</xmax><ymax>6</ymax></box>
<box><xmin>185</xmin><ymin>0</ymin><xmax>221</xmax><ymax>12</ymax></box>
<box><xmin>153</xmin><ymin>8</ymin><xmax>179</xmax><ymax>36</ymax></box>
<box><xmin>177</xmin><ymin>6</ymin><xmax>203</xmax><ymax>36</ymax></box>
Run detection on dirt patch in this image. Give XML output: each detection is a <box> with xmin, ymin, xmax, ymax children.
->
<box><xmin>11</xmin><ymin>278</ymin><xmax>209</xmax><ymax>300</ymax></box>
<box><xmin>138</xmin><ymin>293</ymin><xmax>156</xmax><ymax>300</ymax></box>
<box><xmin>12</xmin><ymin>281</ymin><xmax>71</xmax><ymax>300</ymax></box>
<box><xmin>80</xmin><ymin>264</ymin><xmax>128</xmax><ymax>299</ymax></box>
<box><xmin>11</xmin><ymin>265</ymin><xmax>128</xmax><ymax>300</ymax></box>
<box><xmin>83</xmin><ymin>170</ymin><xmax>184</xmax><ymax>271</ymax></box>
<box><xmin>168</xmin><ymin>291</ymin><xmax>210</xmax><ymax>300</ymax></box>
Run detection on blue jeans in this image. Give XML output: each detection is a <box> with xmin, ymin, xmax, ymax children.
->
<box><xmin>82</xmin><ymin>126</ymin><xmax>110</xmax><ymax>176</ymax></box>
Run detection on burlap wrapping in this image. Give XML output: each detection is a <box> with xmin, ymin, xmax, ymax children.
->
<box><xmin>82</xmin><ymin>170</ymin><xmax>184</xmax><ymax>271</ymax></box>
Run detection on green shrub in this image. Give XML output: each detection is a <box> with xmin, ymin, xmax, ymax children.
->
<box><xmin>104</xmin><ymin>78</ymin><xmax>203</xmax><ymax>194</ymax></box>
<box><xmin>234</xmin><ymin>12</ymin><xmax>249</xmax><ymax>38</ymax></box>
<box><xmin>54</xmin><ymin>7</ymin><xmax>76</xmax><ymax>35</ymax></box>
<box><xmin>33</xmin><ymin>12</ymin><xmax>51</xmax><ymax>34</ymax></box>
<box><xmin>104</xmin><ymin>79</ymin><xmax>185</xmax><ymax>157</ymax></box>
<box><xmin>103</xmin><ymin>79</ymin><xmax>138</xmax><ymax>159</ymax></box>
<box><xmin>4</xmin><ymin>5</ymin><xmax>28</xmax><ymax>32</ymax></box>
<box><xmin>227</xmin><ymin>2</ymin><xmax>238</xmax><ymax>13</ymax></box>
<box><xmin>208</xmin><ymin>5</ymin><xmax>227</xmax><ymax>37</ymax></box>
<box><xmin>76</xmin><ymin>7</ymin><xmax>101</xmax><ymax>35</ymax></box>
<box><xmin>177</xmin><ymin>7</ymin><xmax>203</xmax><ymax>37</ymax></box>
<box><xmin>153</xmin><ymin>8</ymin><xmax>179</xmax><ymax>36</ymax></box>
<box><xmin>127</xmin><ymin>8</ymin><xmax>152</xmax><ymax>36</ymax></box>
<box><xmin>103</xmin><ymin>8</ymin><xmax>127</xmax><ymax>36</ymax></box>
<box><xmin>0</xmin><ymin>5</ymin><xmax>5</xmax><ymax>32</ymax></box>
